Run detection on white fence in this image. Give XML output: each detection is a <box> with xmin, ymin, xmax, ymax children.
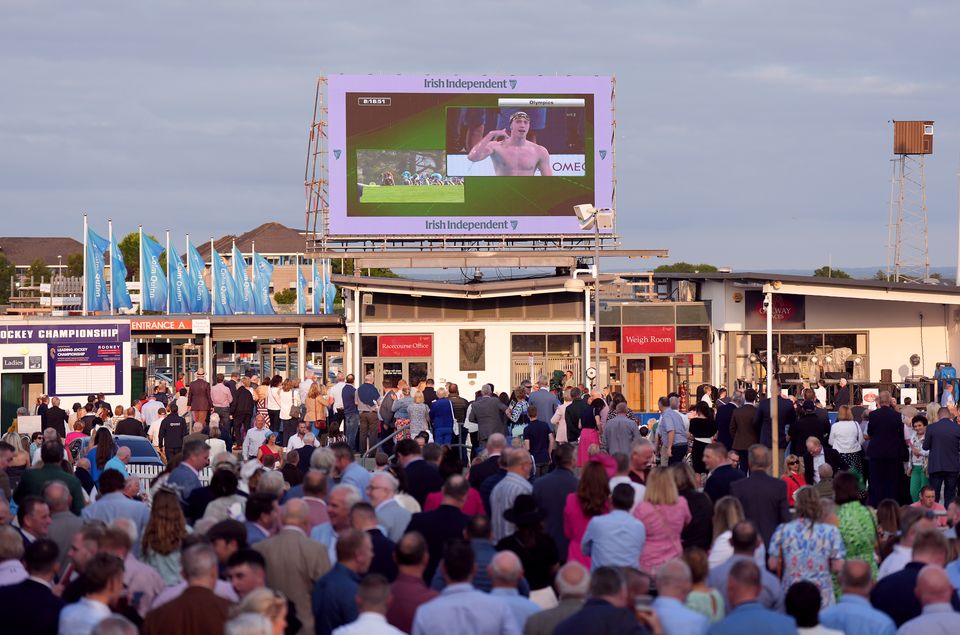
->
<box><xmin>128</xmin><ymin>464</ymin><xmax>213</xmax><ymax>500</ymax></box>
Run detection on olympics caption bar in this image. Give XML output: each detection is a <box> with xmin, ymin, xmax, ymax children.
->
<box><xmin>326</xmin><ymin>74</ymin><xmax>614</xmax><ymax>236</ymax></box>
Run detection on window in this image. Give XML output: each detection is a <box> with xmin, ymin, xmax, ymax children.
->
<box><xmin>511</xmin><ymin>334</ymin><xmax>546</xmax><ymax>354</ymax></box>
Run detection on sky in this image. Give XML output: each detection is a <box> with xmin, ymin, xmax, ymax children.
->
<box><xmin>2</xmin><ymin>1</ymin><xmax>959</xmax><ymax>273</ymax></box>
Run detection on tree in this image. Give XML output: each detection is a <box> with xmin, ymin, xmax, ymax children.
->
<box><xmin>117</xmin><ymin>232</ymin><xmax>164</xmax><ymax>280</ymax></box>
<box><xmin>26</xmin><ymin>259</ymin><xmax>51</xmax><ymax>283</ymax></box>
<box><xmin>332</xmin><ymin>259</ymin><xmax>398</xmax><ymax>278</ymax></box>
<box><xmin>274</xmin><ymin>289</ymin><xmax>296</xmax><ymax>305</ymax></box>
<box><xmin>66</xmin><ymin>253</ymin><xmax>83</xmax><ymax>277</ymax></box>
<box><xmin>0</xmin><ymin>254</ymin><xmax>14</xmax><ymax>304</ymax></box>
<box><xmin>653</xmin><ymin>262</ymin><xmax>719</xmax><ymax>273</ymax></box>
<box><xmin>873</xmin><ymin>269</ymin><xmax>889</xmax><ymax>281</ymax></box>
<box><xmin>813</xmin><ymin>266</ymin><xmax>851</xmax><ymax>279</ymax></box>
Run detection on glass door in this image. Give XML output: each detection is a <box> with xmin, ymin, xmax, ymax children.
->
<box><xmin>173</xmin><ymin>343</ymin><xmax>203</xmax><ymax>385</ymax></box>
<box><xmin>380</xmin><ymin>362</ymin><xmax>404</xmax><ymax>389</ymax></box>
<box><xmin>408</xmin><ymin>362</ymin><xmax>429</xmax><ymax>387</ymax></box>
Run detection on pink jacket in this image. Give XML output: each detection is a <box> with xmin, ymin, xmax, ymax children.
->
<box><xmin>564</xmin><ymin>492</ymin><xmax>609</xmax><ymax>568</ymax></box>
<box><xmin>634</xmin><ymin>497</ymin><xmax>692</xmax><ymax>572</ymax></box>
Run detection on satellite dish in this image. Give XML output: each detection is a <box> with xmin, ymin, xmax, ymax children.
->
<box><xmin>910</xmin><ymin>354</ymin><xmax>921</xmax><ymax>367</ymax></box>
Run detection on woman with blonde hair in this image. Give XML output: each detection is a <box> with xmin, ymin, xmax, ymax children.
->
<box><xmin>407</xmin><ymin>390</ymin><xmax>430</xmax><ymax>440</ymax></box>
<box><xmin>230</xmin><ymin>588</ymin><xmax>288</xmax><ymax>635</ymax></box>
<box><xmin>828</xmin><ymin>404</ymin><xmax>865</xmax><ymax>478</ymax></box>
<box><xmin>634</xmin><ymin>467</ymin><xmax>692</xmax><ymax>572</ymax></box>
<box><xmin>707</xmin><ymin>496</ymin><xmax>765</xmax><ymax>568</ymax></box>
<box><xmin>142</xmin><ymin>488</ymin><xmax>189</xmax><ymax>585</ymax></box>
<box><xmin>781</xmin><ymin>454</ymin><xmax>806</xmax><ymax>507</ymax></box>
<box><xmin>304</xmin><ymin>382</ymin><xmax>331</xmax><ymax>446</ymax></box>
<box><xmin>769</xmin><ymin>486</ymin><xmax>845</xmax><ymax>607</ymax></box>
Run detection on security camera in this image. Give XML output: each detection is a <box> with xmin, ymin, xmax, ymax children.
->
<box><xmin>573</xmin><ymin>204</ymin><xmax>595</xmax><ymax>223</ymax></box>
<box><xmin>762</xmin><ymin>298</ymin><xmax>770</xmax><ymax>309</ymax></box>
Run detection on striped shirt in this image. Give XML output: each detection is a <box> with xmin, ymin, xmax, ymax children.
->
<box><xmin>490</xmin><ymin>472</ymin><xmax>533</xmax><ymax>541</ymax></box>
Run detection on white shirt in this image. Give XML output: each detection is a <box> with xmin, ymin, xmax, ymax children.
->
<box><xmin>279</xmin><ymin>389</ymin><xmax>300</xmax><ymax>421</ymax></box>
<box><xmin>608</xmin><ymin>475</ymin><xmax>645</xmax><ymax>513</ymax></box>
<box><xmin>206</xmin><ymin>438</ymin><xmax>227</xmax><ymax>456</ymax></box>
<box><xmin>329</xmin><ymin>381</ymin><xmax>346</xmax><ymax>410</ymax></box>
<box><xmin>58</xmin><ymin>597</ymin><xmax>112</xmax><ymax>635</ymax></box>
<box><xmin>0</xmin><ymin>559</ymin><xmax>27</xmax><ymax>586</ymax></box>
<box><xmin>286</xmin><ymin>434</ymin><xmax>320</xmax><ymax>451</ymax></box>
<box><xmin>708</xmin><ymin>531</ymin><xmax>767</xmax><ymax>569</ymax></box>
<box><xmin>299</xmin><ymin>378</ymin><xmax>315</xmax><ymax>405</ymax></box>
<box><xmin>877</xmin><ymin>543</ymin><xmax>912</xmax><ymax>580</ymax></box>
<box><xmin>333</xmin><ymin>612</ymin><xmax>405</xmax><ymax>635</ymax></box>
<box><xmin>811</xmin><ymin>452</ymin><xmax>826</xmax><ymax>483</ymax></box>
<box><xmin>141</xmin><ymin>400</ymin><xmax>164</xmax><ymax>426</ymax></box>
<box><xmin>828</xmin><ymin>420</ymin><xmax>864</xmax><ymax>455</ymax></box>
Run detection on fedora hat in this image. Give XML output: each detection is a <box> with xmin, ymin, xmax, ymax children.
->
<box><xmin>503</xmin><ymin>494</ymin><xmax>545</xmax><ymax>526</ymax></box>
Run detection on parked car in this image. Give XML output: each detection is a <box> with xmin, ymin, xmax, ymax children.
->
<box><xmin>69</xmin><ymin>434</ymin><xmax>164</xmax><ymax>466</ymax></box>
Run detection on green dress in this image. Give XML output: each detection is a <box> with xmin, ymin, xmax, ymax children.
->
<box><xmin>836</xmin><ymin>501</ymin><xmax>877</xmax><ymax>594</ymax></box>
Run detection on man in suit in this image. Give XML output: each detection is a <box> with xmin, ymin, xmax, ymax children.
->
<box><xmin>405</xmin><ymin>474</ymin><xmax>471</xmax><ymax>583</ymax></box>
<box><xmin>114</xmin><ymin>407</ymin><xmax>146</xmax><ymax>436</ymax></box>
<box><xmin>468</xmin><ymin>384</ymin><xmax>507</xmax><ymax>448</ymax></box>
<box><xmin>43</xmin><ymin>482</ymin><xmax>81</xmax><ymax>571</ymax></box>
<box><xmin>730</xmin><ymin>444</ymin><xmax>790</xmax><ymax>549</ymax></box>
<box><xmin>708</xmin><ymin>560</ymin><xmax>797</xmax><ymax>635</ymax></box>
<box><xmin>923</xmin><ymin>406</ymin><xmax>960</xmax><ymax>506</ymax></box>
<box><xmin>0</xmin><ymin>539</ymin><xmax>63</xmax><ymax>635</ymax></box>
<box><xmin>244</xmin><ymin>493</ymin><xmax>279</xmax><ymax>546</ymax></box>
<box><xmin>533</xmin><ymin>443</ymin><xmax>579</xmax><ymax>559</ymax></box>
<box><xmin>730</xmin><ymin>388</ymin><xmax>760</xmax><ymax>474</ymax></box>
<box><xmin>142</xmin><ymin>544</ymin><xmax>232</xmax><ymax>635</ymax></box>
<box><xmin>43</xmin><ymin>398</ymin><xmax>69</xmax><ymax>440</ymax></box>
<box><xmin>165</xmin><ymin>440</ymin><xmax>209</xmax><ymax>505</ymax></box>
<box><xmin>232</xmin><ymin>378</ymin><xmax>256</xmax><ymax>442</ymax></box>
<box><xmin>754</xmin><ymin>380</ymin><xmax>796</xmax><ymax>450</ymax></box>
<box><xmin>368</xmin><ymin>471</ymin><xmax>411</xmax><ymax>543</ymax></box>
<box><xmin>802</xmin><ymin>437</ymin><xmax>845</xmax><ymax>486</ymax></box>
<box><xmin>396</xmin><ymin>439</ymin><xmax>443</xmax><ymax>508</ymax></box>
<box><xmin>186</xmin><ymin>368</ymin><xmax>212</xmax><ymax>425</ymax></box>
<box><xmin>350</xmin><ymin>502</ymin><xmax>397</xmax><ymax>582</ymax></box>
<box><xmin>553</xmin><ymin>566</ymin><xmax>649</xmax><ymax>635</ymax></box>
<box><xmin>253</xmin><ymin>499</ymin><xmax>331</xmax><ymax>635</ymax></box>
<box><xmin>715</xmin><ymin>391</ymin><xmax>739</xmax><ymax>452</ymax></box>
<box><xmin>468</xmin><ymin>433</ymin><xmax>507</xmax><ymax>489</ymax></box>
<box><xmin>703</xmin><ymin>442</ymin><xmax>746</xmax><ymax>502</ymax></box>
<box><xmin>791</xmin><ymin>400</ymin><xmax>830</xmax><ymax>464</ymax></box>
<box><xmin>867</xmin><ymin>391</ymin><xmax>907</xmax><ymax>506</ymax></box>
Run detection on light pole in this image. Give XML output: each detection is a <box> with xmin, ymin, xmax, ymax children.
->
<box><xmin>574</xmin><ymin>204</ymin><xmax>613</xmax><ymax>390</ymax></box>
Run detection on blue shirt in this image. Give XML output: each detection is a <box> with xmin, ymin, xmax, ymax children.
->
<box><xmin>81</xmin><ymin>492</ymin><xmax>151</xmax><ymax>554</ymax></box>
<box><xmin>581</xmin><ymin>510</ymin><xmax>646</xmax><ymax>570</ymax></box>
<box><xmin>489</xmin><ymin>588</ymin><xmax>540</xmax><ymax>631</ymax></box>
<box><xmin>652</xmin><ymin>596</ymin><xmax>709</xmax><ymax>635</ymax></box>
<box><xmin>342</xmin><ymin>384</ymin><xmax>358</xmax><ymax>416</ymax></box>
<box><xmin>313</xmin><ymin>563</ymin><xmax>361</xmax><ymax>635</ymax></box>
<box><xmin>658</xmin><ymin>408</ymin><xmax>688</xmax><ymax>445</ymax></box>
<box><xmin>946</xmin><ymin>559</ymin><xmax>960</xmax><ymax>590</ymax></box>
<box><xmin>528</xmin><ymin>389</ymin><xmax>560</xmax><ymax>421</ymax></box>
<box><xmin>898</xmin><ymin>603</ymin><xmax>960</xmax><ymax>635</ymax></box>
<box><xmin>103</xmin><ymin>456</ymin><xmax>128</xmax><ymax>478</ymax></box>
<box><xmin>340</xmin><ymin>462</ymin><xmax>371</xmax><ymax>501</ymax></box>
<box><xmin>819</xmin><ymin>595</ymin><xmax>896</xmax><ymax>635</ymax></box>
<box><xmin>357</xmin><ymin>383</ymin><xmax>380</xmax><ymax>407</ymax></box>
<box><xmin>707</xmin><ymin>602</ymin><xmax>797</xmax><ymax>635</ymax></box>
<box><xmin>412</xmin><ymin>583</ymin><xmax>521</xmax><ymax>635</ymax></box>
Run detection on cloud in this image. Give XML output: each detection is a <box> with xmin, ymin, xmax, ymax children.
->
<box><xmin>731</xmin><ymin>64</ymin><xmax>927</xmax><ymax>97</ymax></box>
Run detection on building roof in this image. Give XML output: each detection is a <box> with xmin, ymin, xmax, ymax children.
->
<box><xmin>0</xmin><ymin>237</ymin><xmax>82</xmax><ymax>267</ymax></box>
<box><xmin>652</xmin><ymin>271</ymin><xmax>960</xmax><ymax>294</ymax></box>
<box><xmin>196</xmin><ymin>223</ymin><xmax>305</xmax><ymax>259</ymax></box>
<box><xmin>332</xmin><ymin>273</ymin><xmax>615</xmax><ymax>299</ymax></box>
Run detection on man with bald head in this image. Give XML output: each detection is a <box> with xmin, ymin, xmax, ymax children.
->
<box><xmin>490</xmin><ymin>448</ymin><xmax>533</xmax><ymax>541</ymax></box>
<box><xmin>652</xmin><ymin>559</ymin><xmax>709</xmax><ymax>635</ymax></box>
<box><xmin>819</xmin><ymin>559</ymin><xmax>895</xmax><ymax>635</ymax></box>
<box><xmin>489</xmin><ymin>550</ymin><xmax>539</xmax><ymax>630</ymax></box>
<box><xmin>470</xmin><ymin>432</ymin><xmax>508</xmax><ymax>489</ymax></box>
<box><xmin>406</xmin><ymin>475</ymin><xmax>472</xmax><ymax>583</ymax></box>
<box><xmin>114</xmin><ymin>408</ymin><xmax>145</xmax><ymax>436</ymax></box>
<box><xmin>253</xmin><ymin>498</ymin><xmax>331</xmax><ymax>635</ymax></box>
<box><xmin>43</xmin><ymin>481</ymin><xmax>81</xmax><ymax>571</ymax></box>
<box><xmin>367</xmin><ymin>471</ymin><xmax>410</xmax><ymax>542</ymax></box>
<box><xmin>524</xmin><ymin>562</ymin><xmax>589</xmax><ymax>635</ymax></box>
<box><xmin>898</xmin><ymin>565</ymin><xmax>960</xmax><ymax>633</ymax></box>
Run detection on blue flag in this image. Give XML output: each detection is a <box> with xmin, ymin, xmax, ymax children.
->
<box><xmin>86</xmin><ymin>227</ymin><xmax>110</xmax><ymax>312</ymax></box>
<box><xmin>167</xmin><ymin>246</ymin><xmax>193</xmax><ymax>314</ymax></box>
<box><xmin>253</xmin><ymin>253</ymin><xmax>275</xmax><ymax>315</ymax></box>
<box><xmin>312</xmin><ymin>260</ymin><xmax>322</xmax><ymax>314</ymax></box>
<box><xmin>110</xmin><ymin>240</ymin><xmax>132</xmax><ymax>310</ymax></box>
<box><xmin>212</xmin><ymin>249</ymin><xmax>237</xmax><ymax>315</ymax></box>
<box><xmin>232</xmin><ymin>245</ymin><xmax>256</xmax><ymax>313</ymax></box>
<box><xmin>187</xmin><ymin>243</ymin><xmax>211</xmax><ymax>313</ymax></box>
<box><xmin>323</xmin><ymin>262</ymin><xmax>337</xmax><ymax>313</ymax></box>
<box><xmin>140</xmin><ymin>234</ymin><xmax>167</xmax><ymax>312</ymax></box>
<box><xmin>296</xmin><ymin>265</ymin><xmax>307</xmax><ymax>315</ymax></box>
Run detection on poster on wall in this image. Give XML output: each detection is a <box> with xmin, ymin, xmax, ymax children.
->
<box><xmin>744</xmin><ymin>291</ymin><xmax>806</xmax><ymax>330</ymax></box>
<box><xmin>459</xmin><ymin>329</ymin><xmax>486</xmax><ymax>371</ymax></box>
<box><xmin>48</xmin><ymin>343</ymin><xmax>123</xmax><ymax>396</ymax></box>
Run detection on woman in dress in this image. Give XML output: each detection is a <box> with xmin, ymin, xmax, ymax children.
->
<box><xmin>304</xmin><ymin>382</ymin><xmax>330</xmax><ymax>446</ymax></box>
<box><xmin>507</xmin><ymin>388</ymin><xmax>530</xmax><ymax>445</ymax></box>
<box><xmin>87</xmin><ymin>427</ymin><xmax>115</xmax><ymax>484</ymax></box>
<box><xmin>684</xmin><ymin>547</ymin><xmax>725</xmax><ymax>623</ymax></box>
<box><xmin>781</xmin><ymin>454</ymin><xmax>806</xmax><ymax>507</ymax></box>
<box><xmin>828</xmin><ymin>405</ymin><xmax>865</xmax><ymax>481</ymax></box>
<box><xmin>563</xmin><ymin>461</ymin><xmax>609</xmax><ymax>568</ymax></box>
<box><xmin>266</xmin><ymin>375</ymin><xmax>283</xmax><ymax>437</ymax></box>
<box><xmin>407</xmin><ymin>392</ymin><xmax>431</xmax><ymax>441</ymax></box>
<box><xmin>672</xmin><ymin>463</ymin><xmax>714</xmax><ymax>552</ymax></box>
<box><xmin>769</xmin><ymin>486</ymin><xmax>846</xmax><ymax>607</ymax></box>
<box><xmin>257</xmin><ymin>430</ymin><xmax>283</xmax><ymax>467</ymax></box>
<box><xmin>688</xmin><ymin>401</ymin><xmax>717</xmax><ymax>476</ymax></box>
<box><xmin>142</xmin><ymin>488</ymin><xmax>189</xmax><ymax>585</ymax></box>
<box><xmin>577</xmin><ymin>393</ymin><xmax>604</xmax><ymax>467</ymax></box>
<box><xmin>392</xmin><ymin>386</ymin><xmax>413</xmax><ymax>442</ymax></box>
<box><xmin>277</xmin><ymin>378</ymin><xmax>301</xmax><ymax>446</ymax></box>
<box><xmin>551</xmin><ymin>388</ymin><xmax>572</xmax><ymax>444</ymax></box>
<box><xmin>635</xmin><ymin>467</ymin><xmax>692</xmax><ymax>573</ymax></box>
<box><xmin>429</xmin><ymin>386</ymin><xmax>455</xmax><ymax>446</ymax></box>
<box><xmin>906</xmin><ymin>414</ymin><xmax>929</xmax><ymax>502</ymax></box>
<box><xmin>833</xmin><ymin>471</ymin><xmax>878</xmax><ymax>579</ymax></box>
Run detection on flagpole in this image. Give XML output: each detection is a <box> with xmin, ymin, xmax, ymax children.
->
<box><xmin>165</xmin><ymin>230</ymin><xmax>170</xmax><ymax>315</ymax></box>
<box><xmin>138</xmin><ymin>225</ymin><xmax>143</xmax><ymax>315</ymax></box>
<box><xmin>107</xmin><ymin>219</ymin><xmax>114</xmax><ymax>315</ymax></box>
<box><xmin>251</xmin><ymin>240</ymin><xmax>257</xmax><ymax>315</ymax></box>
<box><xmin>82</xmin><ymin>213</ymin><xmax>89</xmax><ymax>316</ymax></box>
<box><xmin>210</xmin><ymin>237</ymin><xmax>216</xmax><ymax>316</ymax></box>
<box><xmin>296</xmin><ymin>253</ymin><xmax>301</xmax><ymax>315</ymax></box>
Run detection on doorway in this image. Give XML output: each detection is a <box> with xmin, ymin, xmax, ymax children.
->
<box><xmin>260</xmin><ymin>343</ymin><xmax>299</xmax><ymax>380</ymax></box>
<box><xmin>172</xmin><ymin>343</ymin><xmax>203</xmax><ymax>385</ymax></box>
<box><xmin>361</xmin><ymin>359</ymin><xmax>433</xmax><ymax>389</ymax></box>
<box><xmin>623</xmin><ymin>356</ymin><xmax>673</xmax><ymax>412</ymax></box>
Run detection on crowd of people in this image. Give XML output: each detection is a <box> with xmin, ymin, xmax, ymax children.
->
<box><xmin>2</xmin><ymin>369</ymin><xmax>960</xmax><ymax>634</ymax></box>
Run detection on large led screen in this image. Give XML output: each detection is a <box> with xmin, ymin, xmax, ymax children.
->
<box><xmin>325</xmin><ymin>75</ymin><xmax>614</xmax><ymax>236</ymax></box>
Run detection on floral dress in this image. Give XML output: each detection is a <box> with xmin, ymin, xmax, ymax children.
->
<box><xmin>836</xmin><ymin>501</ymin><xmax>877</xmax><ymax>596</ymax></box>
<box><xmin>770</xmin><ymin>519</ymin><xmax>846</xmax><ymax>607</ymax></box>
